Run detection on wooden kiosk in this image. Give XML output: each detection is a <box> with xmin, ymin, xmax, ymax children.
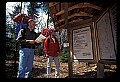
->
<box><xmin>45</xmin><ymin>1</ymin><xmax>117</xmax><ymax>78</ymax></box>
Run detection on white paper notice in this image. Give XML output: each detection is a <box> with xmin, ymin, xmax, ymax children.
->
<box><xmin>73</xmin><ymin>26</ymin><xmax>93</xmax><ymax>59</ymax></box>
<box><xmin>35</xmin><ymin>34</ymin><xmax>46</xmax><ymax>43</ymax></box>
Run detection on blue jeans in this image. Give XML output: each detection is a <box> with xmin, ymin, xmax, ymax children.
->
<box><xmin>17</xmin><ymin>48</ymin><xmax>34</xmax><ymax>78</ymax></box>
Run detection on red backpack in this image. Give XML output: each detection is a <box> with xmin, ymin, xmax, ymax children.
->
<box><xmin>13</xmin><ymin>13</ymin><xmax>31</xmax><ymax>23</ymax></box>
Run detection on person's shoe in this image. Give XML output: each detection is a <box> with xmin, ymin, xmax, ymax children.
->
<box><xmin>47</xmin><ymin>75</ymin><xmax>51</xmax><ymax>78</ymax></box>
<box><xmin>55</xmin><ymin>76</ymin><xmax>59</xmax><ymax>78</ymax></box>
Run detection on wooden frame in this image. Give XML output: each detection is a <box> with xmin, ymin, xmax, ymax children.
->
<box><xmin>72</xmin><ymin>26</ymin><xmax>94</xmax><ymax>60</ymax></box>
<box><xmin>69</xmin><ymin>21</ymin><xmax>97</xmax><ymax>62</ymax></box>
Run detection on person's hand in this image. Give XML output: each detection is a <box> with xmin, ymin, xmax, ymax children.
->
<box><xmin>42</xmin><ymin>39</ymin><xmax>45</xmax><ymax>42</ymax></box>
<box><xmin>45</xmin><ymin>54</ymin><xmax>49</xmax><ymax>58</ymax></box>
<box><xmin>58</xmin><ymin>52</ymin><xmax>62</xmax><ymax>56</ymax></box>
<box><xmin>29</xmin><ymin>40</ymin><xmax>35</xmax><ymax>44</ymax></box>
<box><xmin>26</xmin><ymin>40</ymin><xmax>35</xmax><ymax>44</ymax></box>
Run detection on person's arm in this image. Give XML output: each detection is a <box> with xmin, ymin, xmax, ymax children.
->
<box><xmin>16</xmin><ymin>29</ymin><xmax>29</xmax><ymax>45</ymax></box>
<box><xmin>56</xmin><ymin>39</ymin><xmax>62</xmax><ymax>56</ymax></box>
<box><xmin>56</xmin><ymin>39</ymin><xmax>61</xmax><ymax>52</ymax></box>
<box><xmin>44</xmin><ymin>38</ymin><xmax>49</xmax><ymax>57</ymax></box>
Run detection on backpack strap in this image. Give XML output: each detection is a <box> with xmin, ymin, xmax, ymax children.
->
<box><xmin>47</xmin><ymin>36</ymin><xmax>58</xmax><ymax>47</ymax></box>
<box><xmin>20</xmin><ymin>28</ymin><xmax>26</xmax><ymax>40</ymax></box>
<box><xmin>21</xmin><ymin>28</ymin><xmax>26</xmax><ymax>36</ymax></box>
<box><xmin>47</xmin><ymin>36</ymin><xmax>50</xmax><ymax>47</ymax></box>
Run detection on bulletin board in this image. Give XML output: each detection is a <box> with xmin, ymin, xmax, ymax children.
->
<box><xmin>96</xmin><ymin>8</ymin><xmax>116</xmax><ymax>60</ymax></box>
<box><xmin>109</xmin><ymin>3</ymin><xmax>117</xmax><ymax>55</ymax></box>
<box><xmin>72</xmin><ymin>26</ymin><xmax>94</xmax><ymax>60</ymax></box>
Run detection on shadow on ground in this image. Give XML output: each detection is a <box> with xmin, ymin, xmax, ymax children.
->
<box><xmin>65</xmin><ymin>71</ymin><xmax>116</xmax><ymax>78</ymax></box>
<box><xmin>30</xmin><ymin>67</ymin><xmax>56</xmax><ymax>78</ymax></box>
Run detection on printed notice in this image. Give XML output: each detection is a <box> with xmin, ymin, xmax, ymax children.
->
<box><xmin>73</xmin><ymin>26</ymin><xmax>93</xmax><ymax>59</ymax></box>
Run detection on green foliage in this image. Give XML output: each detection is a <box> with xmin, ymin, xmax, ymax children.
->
<box><xmin>27</xmin><ymin>2</ymin><xmax>48</xmax><ymax>19</ymax></box>
<box><xmin>27</xmin><ymin>2</ymin><xmax>38</xmax><ymax>19</ymax></box>
<box><xmin>59</xmin><ymin>48</ymin><xmax>68</xmax><ymax>63</ymax></box>
<box><xmin>34</xmin><ymin>43</ymin><xmax>44</xmax><ymax>56</ymax></box>
<box><xmin>38</xmin><ymin>2</ymin><xmax>48</xmax><ymax>14</ymax></box>
<box><xmin>6</xmin><ymin>3</ymin><xmax>21</xmax><ymax>60</ymax></box>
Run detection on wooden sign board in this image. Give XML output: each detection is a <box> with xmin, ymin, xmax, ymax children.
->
<box><xmin>72</xmin><ymin>26</ymin><xmax>94</xmax><ymax>60</ymax></box>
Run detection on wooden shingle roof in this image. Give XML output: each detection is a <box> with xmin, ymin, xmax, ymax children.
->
<box><xmin>45</xmin><ymin>1</ymin><xmax>116</xmax><ymax>30</ymax></box>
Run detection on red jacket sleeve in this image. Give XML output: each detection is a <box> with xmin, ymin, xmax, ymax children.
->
<box><xmin>44</xmin><ymin>37</ymin><xmax>49</xmax><ymax>54</ymax></box>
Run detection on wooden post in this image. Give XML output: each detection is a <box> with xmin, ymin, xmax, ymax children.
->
<box><xmin>97</xmin><ymin>62</ymin><xmax>104</xmax><ymax>78</ymax></box>
<box><xmin>64</xmin><ymin>2</ymin><xmax>73</xmax><ymax>78</ymax></box>
<box><xmin>68</xmin><ymin>29</ymin><xmax>73</xmax><ymax>78</ymax></box>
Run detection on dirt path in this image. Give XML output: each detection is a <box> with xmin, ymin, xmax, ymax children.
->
<box><xmin>5</xmin><ymin>55</ymin><xmax>116</xmax><ymax>78</ymax></box>
<box><xmin>29</xmin><ymin>55</ymin><xmax>116</xmax><ymax>78</ymax></box>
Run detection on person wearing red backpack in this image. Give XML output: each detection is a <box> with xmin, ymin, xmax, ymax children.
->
<box><xmin>16</xmin><ymin>19</ymin><xmax>39</xmax><ymax>78</ymax></box>
<box><xmin>43</xmin><ymin>28</ymin><xmax>62</xmax><ymax>78</ymax></box>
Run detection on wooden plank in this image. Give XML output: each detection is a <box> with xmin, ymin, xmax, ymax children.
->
<box><xmin>55</xmin><ymin>2</ymin><xmax>102</xmax><ymax>16</ymax></box>
<box><xmin>99</xmin><ymin>60</ymin><xmax>116</xmax><ymax>64</ymax></box>
<box><xmin>61</xmin><ymin>3</ymin><xmax>65</xmax><ymax>11</ymax></box>
<box><xmin>50</xmin><ymin>6</ymin><xmax>56</xmax><ymax>14</ymax></box>
<box><xmin>55</xmin><ymin>12</ymin><xmax>93</xmax><ymax>25</ymax></box>
<box><xmin>64</xmin><ymin>2</ymin><xmax>73</xmax><ymax>78</ymax></box>
<box><xmin>69</xmin><ymin>18</ymin><xmax>92</xmax><ymax>27</ymax></box>
<box><xmin>49</xmin><ymin>2</ymin><xmax>59</xmax><ymax>7</ymax></box>
<box><xmin>83</xmin><ymin>2</ymin><xmax>102</xmax><ymax>10</ymax></box>
<box><xmin>56</xmin><ymin>3</ymin><xmax>60</xmax><ymax>13</ymax></box>
<box><xmin>97</xmin><ymin>62</ymin><xmax>104</xmax><ymax>78</ymax></box>
<box><xmin>56</xmin><ymin>9</ymin><xmax>64</xmax><ymax>16</ymax></box>
<box><xmin>92</xmin><ymin>22</ymin><xmax>99</xmax><ymax>62</ymax></box>
<box><xmin>69</xmin><ymin>12</ymin><xmax>93</xmax><ymax>19</ymax></box>
<box><xmin>56</xmin><ymin>18</ymin><xmax>92</xmax><ymax>30</ymax></box>
<box><xmin>68</xmin><ymin>27</ymin><xmax>73</xmax><ymax>78</ymax></box>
